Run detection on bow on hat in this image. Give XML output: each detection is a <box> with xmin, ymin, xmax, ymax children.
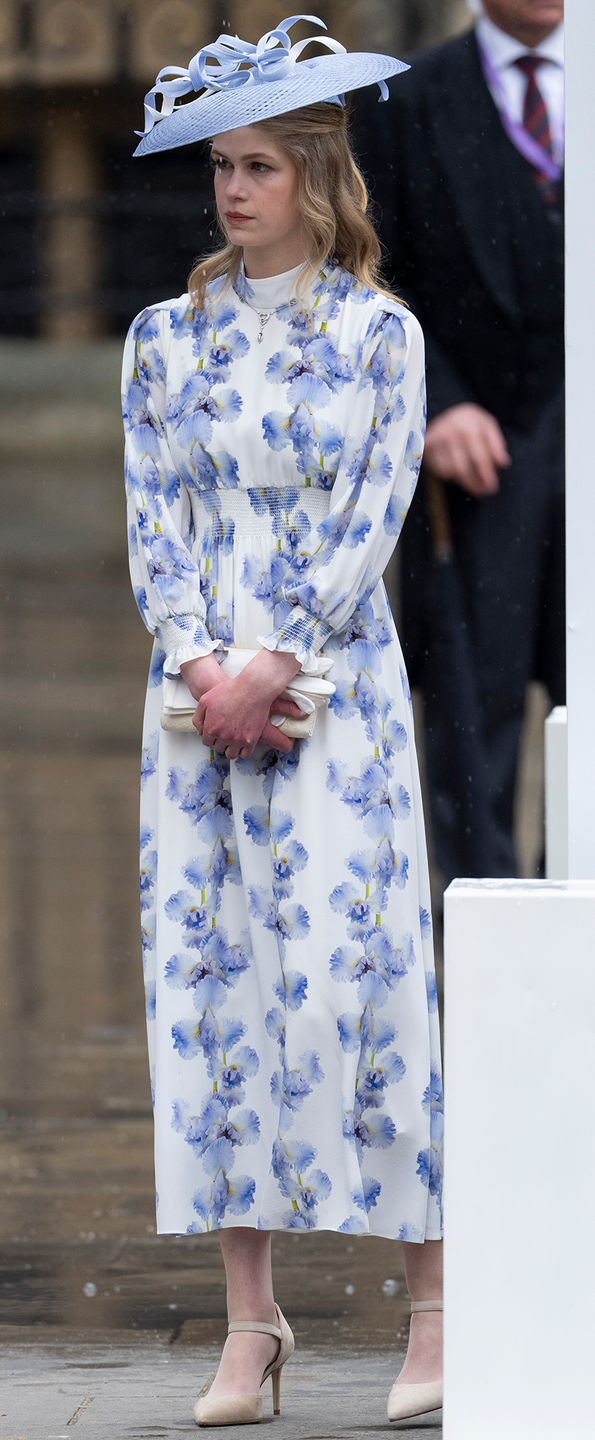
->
<box><xmin>139</xmin><ymin>13</ymin><xmax>386</xmax><ymax>137</ymax></box>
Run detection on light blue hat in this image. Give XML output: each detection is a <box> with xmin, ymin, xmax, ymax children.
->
<box><xmin>134</xmin><ymin>13</ymin><xmax>408</xmax><ymax>157</ymax></box>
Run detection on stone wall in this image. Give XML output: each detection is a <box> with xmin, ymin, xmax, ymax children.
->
<box><xmin>0</xmin><ymin>0</ymin><xmax>474</xmax><ymax>338</ymax></box>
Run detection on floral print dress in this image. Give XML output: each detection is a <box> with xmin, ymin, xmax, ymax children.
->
<box><xmin>122</xmin><ymin>260</ymin><xmax>443</xmax><ymax>1240</ymax></box>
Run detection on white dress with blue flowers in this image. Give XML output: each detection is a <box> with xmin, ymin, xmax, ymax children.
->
<box><xmin>122</xmin><ymin>260</ymin><xmax>443</xmax><ymax>1240</ymax></box>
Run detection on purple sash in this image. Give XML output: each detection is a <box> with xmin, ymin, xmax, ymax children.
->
<box><xmin>476</xmin><ymin>35</ymin><xmax>563</xmax><ymax>183</ymax></box>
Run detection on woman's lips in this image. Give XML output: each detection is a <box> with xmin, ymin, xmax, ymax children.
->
<box><xmin>226</xmin><ymin>212</ymin><xmax>252</xmax><ymax>224</ymax></box>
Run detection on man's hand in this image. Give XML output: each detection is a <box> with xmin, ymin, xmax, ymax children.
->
<box><xmin>423</xmin><ymin>403</ymin><xmax>511</xmax><ymax>497</ymax></box>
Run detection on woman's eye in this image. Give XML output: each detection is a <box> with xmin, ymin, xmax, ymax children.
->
<box><xmin>252</xmin><ymin>163</ymin><xmax>269</xmax><ymax>172</ymax></box>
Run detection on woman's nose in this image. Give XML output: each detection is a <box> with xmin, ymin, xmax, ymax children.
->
<box><xmin>226</xmin><ymin>169</ymin><xmax>249</xmax><ymax>200</ymax></box>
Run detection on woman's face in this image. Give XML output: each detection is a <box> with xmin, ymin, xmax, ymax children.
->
<box><xmin>211</xmin><ymin>126</ymin><xmax>303</xmax><ymax>260</ymax></box>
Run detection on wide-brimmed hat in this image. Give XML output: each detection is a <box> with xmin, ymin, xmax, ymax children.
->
<box><xmin>134</xmin><ymin>12</ymin><xmax>408</xmax><ymax>157</ymax></box>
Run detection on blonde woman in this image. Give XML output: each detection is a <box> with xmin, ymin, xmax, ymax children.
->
<box><xmin>123</xmin><ymin>15</ymin><xmax>443</xmax><ymax>1427</ymax></box>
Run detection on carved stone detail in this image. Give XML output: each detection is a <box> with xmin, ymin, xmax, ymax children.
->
<box><xmin>130</xmin><ymin>0</ymin><xmax>211</xmax><ymax>81</ymax></box>
<box><xmin>34</xmin><ymin>0</ymin><xmax>115</xmax><ymax>83</ymax></box>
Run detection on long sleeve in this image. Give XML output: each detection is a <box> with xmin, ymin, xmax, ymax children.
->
<box><xmin>259</xmin><ymin>303</ymin><xmax>426</xmax><ymax>666</ymax></box>
<box><xmin>122</xmin><ymin>302</ymin><xmax>221</xmax><ymax>675</ymax></box>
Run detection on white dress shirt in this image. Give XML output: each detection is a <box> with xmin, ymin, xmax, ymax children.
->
<box><xmin>476</xmin><ymin>16</ymin><xmax>564</xmax><ymax>165</ymax></box>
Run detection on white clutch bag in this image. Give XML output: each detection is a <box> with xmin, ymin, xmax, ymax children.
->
<box><xmin>160</xmin><ymin>647</ymin><xmax>335</xmax><ymax>739</ymax></box>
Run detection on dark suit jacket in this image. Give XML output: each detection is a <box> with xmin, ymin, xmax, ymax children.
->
<box><xmin>352</xmin><ymin>27</ymin><xmax>564</xmax><ymax>434</ymax></box>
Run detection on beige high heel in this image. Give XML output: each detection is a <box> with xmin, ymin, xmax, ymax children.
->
<box><xmin>387</xmin><ymin>1299</ymin><xmax>443</xmax><ymax>1423</ymax></box>
<box><xmin>194</xmin><ymin>1304</ymin><xmax>294</xmax><ymax>1426</ymax></box>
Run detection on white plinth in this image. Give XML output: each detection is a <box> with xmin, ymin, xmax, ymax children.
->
<box><xmin>443</xmin><ymin>878</ymin><xmax>595</xmax><ymax>1440</ymax></box>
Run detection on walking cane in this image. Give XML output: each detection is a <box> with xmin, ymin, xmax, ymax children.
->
<box><xmin>420</xmin><ymin>469</ymin><xmax>496</xmax><ymax>879</ymax></box>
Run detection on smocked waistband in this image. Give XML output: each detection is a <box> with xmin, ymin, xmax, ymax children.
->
<box><xmin>190</xmin><ymin>485</ymin><xmax>330</xmax><ymax>536</ymax></box>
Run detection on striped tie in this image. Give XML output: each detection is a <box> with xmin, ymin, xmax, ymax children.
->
<box><xmin>514</xmin><ymin>54</ymin><xmax>557</xmax><ymax>204</ymax></box>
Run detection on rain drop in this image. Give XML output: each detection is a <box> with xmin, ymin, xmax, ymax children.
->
<box><xmin>345</xmin><ymin>1284</ymin><xmax>355</xmax><ymax>1296</ymax></box>
<box><xmin>83</xmin><ymin>1282</ymin><xmax>97</xmax><ymax>1297</ymax></box>
<box><xmin>382</xmin><ymin>1278</ymin><xmax>400</xmax><ymax>1298</ymax></box>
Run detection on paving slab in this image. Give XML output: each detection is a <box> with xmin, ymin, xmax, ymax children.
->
<box><xmin>0</xmin><ymin>1330</ymin><xmax>441</xmax><ymax>1440</ymax></box>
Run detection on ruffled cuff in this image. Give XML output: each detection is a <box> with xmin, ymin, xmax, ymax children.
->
<box><xmin>157</xmin><ymin>615</ymin><xmax>221</xmax><ymax>678</ymax></box>
<box><xmin>259</xmin><ymin>605</ymin><xmax>333</xmax><ymax>670</ymax></box>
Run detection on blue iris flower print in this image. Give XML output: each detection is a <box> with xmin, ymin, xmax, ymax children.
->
<box><xmin>357</xmin><ymin>1054</ymin><xmax>406</xmax><ymax>1106</ymax></box>
<box><xmin>167</xmin><ymin>760</ymin><xmax>233</xmax><ymax>841</ymax></box>
<box><xmin>189</xmin><ymin>1168</ymin><xmax>256</xmax><ymax>1231</ymax></box>
<box><xmin>419</xmin><ymin>906</ymin><xmax>432</xmax><ymax>937</ymax></box>
<box><xmin>248</xmin><ymin>886</ymin><xmax>310</xmax><ymax>961</ymax></box>
<box><xmin>353</xmin><ymin>1176</ymin><xmax>382</xmax><ymax>1213</ymax></box>
<box><xmin>140</xmin><ymin>849</ymin><xmax>157</xmax><ymax>912</ymax></box>
<box><xmin>399</xmin><ymin>1223</ymin><xmax>424</xmax><ymax>1242</ymax></box>
<box><xmin>272</xmin><ymin>1134</ymin><xmax>332</xmax><ymax>1229</ymax></box>
<box><xmin>145</xmin><ymin>977</ymin><xmax>156</xmax><ymax>1022</ymax></box>
<box><xmin>404</xmin><ymin>429</ymin><xmax>424</xmax><ymax>477</ymax></box>
<box><xmin>270</xmin><ymin>1051</ymin><xmax>324</xmax><ymax>1127</ymax></box>
<box><xmin>141</xmin><ymin>732</ymin><xmax>159</xmax><ymax>790</ymax></box>
<box><xmin>141</xmin><ymin>910</ymin><xmax>156</xmax><ymax>955</ymax></box>
<box><xmin>383</xmin><ymin>493</ymin><xmax>408</xmax><ymax>538</ymax></box>
<box><xmin>265</xmin><ymin>1006</ymin><xmax>286</xmax><ymax>1053</ymax></box>
<box><xmin>235</xmin><ymin>745</ymin><xmax>301</xmax><ymax>800</ymax></box>
<box><xmin>417</xmin><ymin>1065</ymin><xmax>444</xmax><ymax>1208</ymax></box>
<box><xmin>338</xmin><ymin>1165</ymin><xmax>384</xmax><ymax>1229</ymax></box>
<box><xmin>165</xmin><ymin>930</ymin><xmax>250</xmax><ymax>1012</ymax></box>
<box><xmin>148</xmin><ymin>646</ymin><xmax>165</xmax><ymax>688</ymax></box>
<box><xmin>211</xmin><ymin>1046</ymin><xmax>259</xmax><ymax>1105</ymax></box>
<box><xmin>343</xmin><ymin>1099</ymin><xmax>396</xmax><ymax>1160</ymax></box>
<box><xmin>329</xmin><ymin>880</ymin><xmax>383</xmax><ymax>939</ymax></box>
<box><xmin>165</xmin><ymin>889</ymin><xmax>217</xmax><ymax>944</ymax></box>
<box><xmin>426</xmin><ymin>971</ymin><xmax>438</xmax><ymax>1013</ymax></box>
<box><xmin>272</xmin><ymin>839</ymin><xmax>308</xmax><ymax>899</ymax></box>
<box><xmin>273</xmin><ymin>968</ymin><xmax>308</xmax><ymax>1011</ymax></box>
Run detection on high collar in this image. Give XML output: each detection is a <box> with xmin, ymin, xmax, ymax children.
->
<box><xmin>476</xmin><ymin>16</ymin><xmax>564</xmax><ymax>70</ymax></box>
<box><xmin>233</xmin><ymin>259</ymin><xmax>306</xmax><ymax>311</ymax></box>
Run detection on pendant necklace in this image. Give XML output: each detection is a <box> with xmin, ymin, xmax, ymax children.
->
<box><xmin>256</xmin><ymin>310</ymin><xmax>274</xmax><ymax>344</ymax></box>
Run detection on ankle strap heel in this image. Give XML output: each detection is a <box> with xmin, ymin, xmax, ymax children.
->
<box><xmin>387</xmin><ymin>1298</ymin><xmax>443</xmax><ymax>1423</ymax></box>
<box><xmin>194</xmin><ymin>1304</ymin><xmax>294</xmax><ymax>1426</ymax></box>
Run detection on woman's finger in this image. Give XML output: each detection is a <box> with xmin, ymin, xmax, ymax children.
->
<box><xmin>269</xmin><ymin>697</ymin><xmax>308</xmax><ymax>719</ymax></box>
<box><xmin>224</xmin><ymin>745</ymin><xmax>241</xmax><ymax>761</ymax></box>
<box><xmin>260</xmin><ymin>720</ymin><xmax>294</xmax><ymax>753</ymax></box>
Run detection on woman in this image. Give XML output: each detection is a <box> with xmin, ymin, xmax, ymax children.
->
<box><xmin>123</xmin><ymin>15</ymin><xmax>443</xmax><ymax>1427</ymax></box>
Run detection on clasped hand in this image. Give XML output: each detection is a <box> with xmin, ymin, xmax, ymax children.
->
<box><xmin>179</xmin><ymin>649</ymin><xmax>305</xmax><ymax>760</ymax></box>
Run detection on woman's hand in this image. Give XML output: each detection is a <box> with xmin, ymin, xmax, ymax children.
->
<box><xmin>180</xmin><ymin>653</ymin><xmax>226</xmax><ymax>702</ymax></box>
<box><xmin>195</xmin><ymin>648</ymin><xmax>304</xmax><ymax>759</ymax></box>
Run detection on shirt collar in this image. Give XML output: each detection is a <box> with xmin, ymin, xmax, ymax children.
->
<box><xmin>476</xmin><ymin>15</ymin><xmax>564</xmax><ymax>71</ymax></box>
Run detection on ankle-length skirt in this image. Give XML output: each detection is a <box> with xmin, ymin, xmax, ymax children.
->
<box><xmin>139</xmin><ymin>487</ymin><xmax>443</xmax><ymax>1240</ymax></box>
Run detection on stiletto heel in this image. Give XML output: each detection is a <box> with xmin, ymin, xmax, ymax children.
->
<box><xmin>194</xmin><ymin>1303</ymin><xmax>294</xmax><ymax>1426</ymax></box>
<box><xmin>271</xmin><ymin>1365</ymin><xmax>281</xmax><ymax>1415</ymax></box>
<box><xmin>387</xmin><ymin>1299</ymin><xmax>443</xmax><ymax>1422</ymax></box>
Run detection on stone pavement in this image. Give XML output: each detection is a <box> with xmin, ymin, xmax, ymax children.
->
<box><xmin>0</xmin><ymin>1327</ymin><xmax>441</xmax><ymax>1440</ymax></box>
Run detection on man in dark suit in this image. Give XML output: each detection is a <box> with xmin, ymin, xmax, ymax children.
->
<box><xmin>355</xmin><ymin>0</ymin><xmax>565</xmax><ymax>882</ymax></box>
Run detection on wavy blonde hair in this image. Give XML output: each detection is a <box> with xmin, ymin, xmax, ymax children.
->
<box><xmin>188</xmin><ymin>101</ymin><xmax>399</xmax><ymax>309</ymax></box>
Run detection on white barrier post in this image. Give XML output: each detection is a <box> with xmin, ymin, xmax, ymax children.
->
<box><xmin>443</xmin><ymin>1</ymin><xmax>595</xmax><ymax>1435</ymax></box>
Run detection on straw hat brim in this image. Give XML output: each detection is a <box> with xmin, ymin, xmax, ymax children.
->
<box><xmin>134</xmin><ymin>53</ymin><xmax>408</xmax><ymax>156</ymax></box>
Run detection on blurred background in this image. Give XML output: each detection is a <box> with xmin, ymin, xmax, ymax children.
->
<box><xmin>0</xmin><ymin>0</ymin><xmax>545</xmax><ymax>1344</ymax></box>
